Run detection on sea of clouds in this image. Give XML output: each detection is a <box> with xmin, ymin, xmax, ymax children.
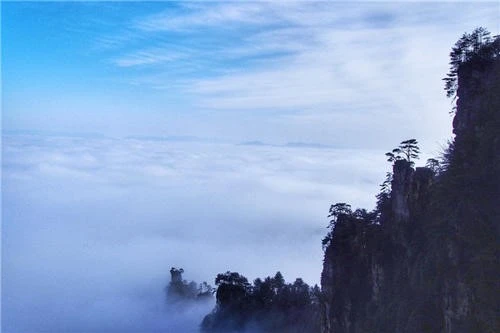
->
<box><xmin>3</xmin><ymin>133</ymin><xmax>391</xmax><ymax>332</ymax></box>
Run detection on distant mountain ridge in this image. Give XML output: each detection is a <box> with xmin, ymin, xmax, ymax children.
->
<box><xmin>238</xmin><ymin>141</ymin><xmax>334</xmax><ymax>149</ymax></box>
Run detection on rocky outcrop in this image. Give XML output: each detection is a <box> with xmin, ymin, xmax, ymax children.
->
<box><xmin>321</xmin><ymin>161</ymin><xmax>435</xmax><ymax>333</ymax></box>
<box><xmin>321</xmin><ymin>48</ymin><xmax>500</xmax><ymax>333</ymax></box>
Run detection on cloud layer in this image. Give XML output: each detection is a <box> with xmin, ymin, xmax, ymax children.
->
<box><xmin>3</xmin><ymin>133</ymin><xmax>393</xmax><ymax>332</ymax></box>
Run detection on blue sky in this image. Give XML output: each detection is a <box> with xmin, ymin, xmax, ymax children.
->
<box><xmin>4</xmin><ymin>1</ymin><xmax>499</xmax><ymax>149</ymax></box>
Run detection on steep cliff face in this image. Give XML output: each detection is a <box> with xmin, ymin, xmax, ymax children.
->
<box><xmin>438</xmin><ymin>58</ymin><xmax>500</xmax><ymax>333</ymax></box>
<box><xmin>321</xmin><ymin>161</ymin><xmax>436</xmax><ymax>333</ymax></box>
<box><xmin>321</xmin><ymin>52</ymin><xmax>500</xmax><ymax>332</ymax></box>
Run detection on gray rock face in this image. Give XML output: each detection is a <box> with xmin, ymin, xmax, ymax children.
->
<box><xmin>391</xmin><ymin>160</ymin><xmax>414</xmax><ymax>224</ymax></box>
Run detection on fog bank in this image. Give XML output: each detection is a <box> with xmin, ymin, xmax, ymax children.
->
<box><xmin>3</xmin><ymin>134</ymin><xmax>387</xmax><ymax>332</ymax></box>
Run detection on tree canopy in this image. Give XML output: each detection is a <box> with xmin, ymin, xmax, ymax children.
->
<box><xmin>386</xmin><ymin>139</ymin><xmax>420</xmax><ymax>166</ymax></box>
<box><xmin>328</xmin><ymin>203</ymin><xmax>352</xmax><ymax>228</ymax></box>
<box><xmin>201</xmin><ymin>271</ymin><xmax>321</xmax><ymax>333</ymax></box>
<box><xmin>444</xmin><ymin>27</ymin><xmax>500</xmax><ymax>101</ymax></box>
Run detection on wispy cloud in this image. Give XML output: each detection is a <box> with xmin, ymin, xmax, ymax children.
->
<box><xmin>112</xmin><ymin>47</ymin><xmax>184</xmax><ymax>67</ymax></box>
<box><xmin>6</xmin><ymin>1</ymin><xmax>497</xmax><ymax>150</ymax></box>
<box><xmin>106</xmin><ymin>1</ymin><xmax>495</xmax><ymax>150</ymax></box>
<box><xmin>134</xmin><ymin>2</ymin><xmax>279</xmax><ymax>32</ymax></box>
<box><xmin>111</xmin><ymin>2</ymin><xmax>497</xmax><ymax>117</ymax></box>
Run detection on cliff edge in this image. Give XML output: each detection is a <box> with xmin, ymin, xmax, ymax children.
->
<box><xmin>321</xmin><ymin>30</ymin><xmax>500</xmax><ymax>333</ymax></box>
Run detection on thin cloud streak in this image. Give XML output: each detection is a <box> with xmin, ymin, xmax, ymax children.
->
<box><xmin>112</xmin><ymin>47</ymin><xmax>184</xmax><ymax>67</ymax></box>
<box><xmin>134</xmin><ymin>2</ymin><xmax>279</xmax><ymax>32</ymax></box>
<box><xmin>102</xmin><ymin>2</ymin><xmax>498</xmax><ymax>151</ymax></box>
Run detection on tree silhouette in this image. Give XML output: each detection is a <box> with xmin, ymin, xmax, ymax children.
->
<box><xmin>425</xmin><ymin>158</ymin><xmax>440</xmax><ymax>173</ymax></box>
<box><xmin>385</xmin><ymin>150</ymin><xmax>403</xmax><ymax>163</ymax></box>
<box><xmin>444</xmin><ymin>27</ymin><xmax>500</xmax><ymax>101</ymax></box>
<box><xmin>213</xmin><ymin>272</ymin><xmax>251</xmax><ymax>313</ymax></box>
<box><xmin>380</xmin><ymin>172</ymin><xmax>392</xmax><ymax>194</ymax></box>
<box><xmin>373</xmin><ymin>172</ymin><xmax>393</xmax><ymax>224</ymax></box>
<box><xmin>273</xmin><ymin>271</ymin><xmax>285</xmax><ymax>290</ymax></box>
<box><xmin>328</xmin><ymin>203</ymin><xmax>352</xmax><ymax>228</ymax></box>
<box><xmin>215</xmin><ymin>271</ymin><xmax>251</xmax><ymax>288</ymax></box>
<box><xmin>386</xmin><ymin>139</ymin><xmax>420</xmax><ymax>166</ymax></box>
<box><xmin>201</xmin><ymin>271</ymin><xmax>321</xmax><ymax>333</ymax></box>
<box><xmin>399</xmin><ymin>139</ymin><xmax>420</xmax><ymax>162</ymax></box>
<box><xmin>323</xmin><ymin>203</ymin><xmax>353</xmax><ymax>250</ymax></box>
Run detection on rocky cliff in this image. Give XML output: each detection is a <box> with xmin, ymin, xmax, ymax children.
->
<box><xmin>321</xmin><ymin>33</ymin><xmax>500</xmax><ymax>333</ymax></box>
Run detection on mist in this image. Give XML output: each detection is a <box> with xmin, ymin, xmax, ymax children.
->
<box><xmin>2</xmin><ymin>133</ymin><xmax>387</xmax><ymax>332</ymax></box>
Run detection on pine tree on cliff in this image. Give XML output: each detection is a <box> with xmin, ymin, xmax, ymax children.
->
<box><xmin>328</xmin><ymin>203</ymin><xmax>352</xmax><ymax>228</ymax></box>
<box><xmin>444</xmin><ymin>27</ymin><xmax>500</xmax><ymax>101</ymax></box>
<box><xmin>385</xmin><ymin>139</ymin><xmax>420</xmax><ymax>166</ymax></box>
